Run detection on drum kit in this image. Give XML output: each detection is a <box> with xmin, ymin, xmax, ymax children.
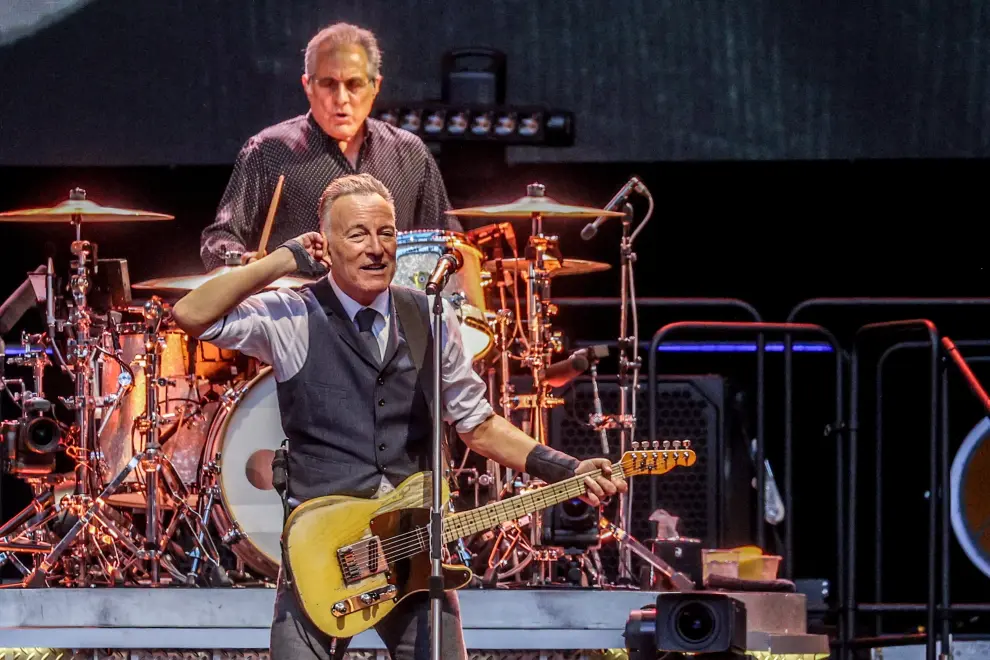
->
<box><xmin>0</xmin><ymin>180</ymin><xmax>646</xmax><ymax>589</ymax></box>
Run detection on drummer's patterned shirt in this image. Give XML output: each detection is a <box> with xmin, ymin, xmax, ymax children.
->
<box><xmin>200</xmin><ymin>112</ymin><xmax>462</xmax><ymax>270</ymax></box>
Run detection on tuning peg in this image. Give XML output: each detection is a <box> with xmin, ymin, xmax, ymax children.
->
<box><xmin>651</xmin><ymin>441</ymin><xmax>659</xmax><ymax>450</ymax></box>
<box><xmin>631</xmin><ymin>441</ymin><xmax>640</xmax><ymax>450</ymax></box>
<box><xmin>672</xmin><ymin>440</ymin><xmax>681</xmax><ymax>449</ymax></box>
<box><xmin>662</xmin><ymin>440</ymin><xmax>670</xmax><ymax>450</ymax></box>
<box><xmin>683</xmin><ymin>439</ymin><xmax>691</xmax><ymax>449</ymax></box>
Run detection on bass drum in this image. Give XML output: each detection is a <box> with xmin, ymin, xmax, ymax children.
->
<box><xmin>202</xmin><ymin>367</ymin><xmax>284</xmax><ymax>580</ymax></box>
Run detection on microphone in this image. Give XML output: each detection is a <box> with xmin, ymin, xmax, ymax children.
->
<box><xmin>539</xmin><ymin>349</ymin><xmax>591</xmax><ymax>388</ymax></box>
<box><xmin>581</xmin><ymin>176</ymin><xmax>646</xmax><ymax>241</ymax></box>
<box><xmin>424</xmin><ymin>249</ymin><xmax>464</xmax><ymax>295</ymax></box>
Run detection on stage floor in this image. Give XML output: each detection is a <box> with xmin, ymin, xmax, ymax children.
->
<box><xmin>0</xmin><ymin>587</ymin><xmax>828</xmax><ymax>655</ymax></box>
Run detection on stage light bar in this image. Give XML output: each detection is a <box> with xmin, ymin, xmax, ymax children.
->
<box><xmin>373</xmin><ymin>104</ymin><xmax>575</xmax><ymax>146</ymax></box>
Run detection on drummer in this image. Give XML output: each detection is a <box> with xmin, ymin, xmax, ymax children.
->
<box><xmin>200</xmin><ymin>22</ymin><xmax>462</xmax><ymax>271</ymax></box>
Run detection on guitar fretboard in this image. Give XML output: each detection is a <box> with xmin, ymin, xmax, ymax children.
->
<box><xmin>442</xmin><ymin>462</ymin><xmax>627</xmax><ymax>543</ymax></box>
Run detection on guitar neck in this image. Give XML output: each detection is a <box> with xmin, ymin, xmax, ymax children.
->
<box><xmin>442</xmin><ymin>462</ymin><xmax>626</xmax><ymax>543</ymax></box>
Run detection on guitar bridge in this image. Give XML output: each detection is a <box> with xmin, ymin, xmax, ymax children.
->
<box><xmin>337</xmin><ymin>536</ymin><xmax>388</xmax><ymax>586</ymax></box>
<box><xmin>331</xmin><ymin>584</ymin><xmax>398</xmax><ymax>617</ymax></box>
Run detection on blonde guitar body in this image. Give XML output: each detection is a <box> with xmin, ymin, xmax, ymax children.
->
<box><xmin>283</xmin><ymin>472</ymin><xmax>471</xmax><ymax>639</ymax></box>
<box><xmin>283</xmin><ymin>448</ymin><xmax>696</xmax><ymax>639</ymax></box>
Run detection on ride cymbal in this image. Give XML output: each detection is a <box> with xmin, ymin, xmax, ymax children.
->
<box><xmin>483</xmin><ymin>256</ymin><xmax>611</xmax><ymax>277</ymax></box>
<box><xmin>132</xmin><ymin>267</ymin><xmax>315</xmax><ymax>293</ymax></box>
<box><xmin>447</xmin><ymin>194</ymin><xmax>625</xmax><ymax>219</ymax></box>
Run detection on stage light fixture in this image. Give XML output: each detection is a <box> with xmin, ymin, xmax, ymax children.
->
<box><xmin>373</xmin><ymin>105</ymin><xmax>575</xmax><ymax>146</ymax></box>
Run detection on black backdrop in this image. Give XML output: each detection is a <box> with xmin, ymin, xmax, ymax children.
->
<box><xmin>2</xmin><ymin>0</ymin><xmax>990</xmax><ymax>165</ymax></box>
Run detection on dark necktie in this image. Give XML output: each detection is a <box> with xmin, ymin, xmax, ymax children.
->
<box><xmin>355</xmin><ymin>307</ymin><xmax>381</xmax><ymax>366</ymax></box>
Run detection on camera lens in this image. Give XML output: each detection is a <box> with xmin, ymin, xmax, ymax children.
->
<box><xmin>674</xmin><ymin>602</ymin><xmax>716</xmax><ymax>644</ymax></box>
<box><xmin>25</xmin><ymin>417</ymin><xmax>62</xmax><ymax>453</ymax></box>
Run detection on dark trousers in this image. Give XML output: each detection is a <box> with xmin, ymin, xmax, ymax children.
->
<box><xmin>270</xmin><ymin>573</ymin><xmax>468</xmax><ymax>660</ymax></box>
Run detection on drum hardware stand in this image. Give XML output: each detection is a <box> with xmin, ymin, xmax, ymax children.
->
<box><xmin>21</xmin><ymin>298</ymin><xmax>223</xmax><ymax>587</ymax></box>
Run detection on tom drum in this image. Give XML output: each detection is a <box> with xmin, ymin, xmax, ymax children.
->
<box><xmin>395</xmin><ymin>230</ymin><xmax>494</xmax><ymax>362</ymax></box>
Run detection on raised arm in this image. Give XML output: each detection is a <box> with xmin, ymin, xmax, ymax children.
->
<box><xmin>174</xmin><ymin>232</ymin><xmax>328</xmax><ymax>338</ymax></box>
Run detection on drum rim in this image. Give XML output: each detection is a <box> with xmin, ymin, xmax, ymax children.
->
<box><xmin>203</xmin><ymin>366</ymin><xmax>281</xmax><ymax>572</ymax></box>
<box><xmin>396</xmin><ymin>229</ymin><xmax>483</xmax><ymax>259</ymax></box>
<box><xmin>457</xmin><ymin>303</ymin><xmax>495</xmax><ymax>361</ymax></box>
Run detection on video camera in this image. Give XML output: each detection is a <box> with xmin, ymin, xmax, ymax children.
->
<box><xmin>623</xmin><ymin>592</ymin><xmax>748</xmax><ymax>659</ymax></box>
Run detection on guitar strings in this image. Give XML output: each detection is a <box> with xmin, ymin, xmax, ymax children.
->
<box><xmin>344</xmin><ymin>463</ymin><xmax>619</xmax><ymax>563</ymax></box>
<box><xmin>341</xmin><ymin>462</ymin><xmax>633</xmax><ymax>569</ymax></box>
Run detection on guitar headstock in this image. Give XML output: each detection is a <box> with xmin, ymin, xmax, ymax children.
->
<box><xmin>620</xmin><ymin>440</ymin><xmax>697</xmax><ymax>477</ymax></box>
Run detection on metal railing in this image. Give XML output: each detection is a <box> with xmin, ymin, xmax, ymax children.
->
<box><xmin>785</xmin><ymin>298</ymin><xmax>990</xmax><ymax>660</ymax></box>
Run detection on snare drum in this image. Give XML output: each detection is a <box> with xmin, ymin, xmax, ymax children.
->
<box><xmin>201</xmin><ymin>368</ymin><xmax>285</xmax><ymax>579</ymax></box>
<box><xmin>395</xmin><ymin>230</ymin><xmax>494</xmax><ymax>361</ymax></box>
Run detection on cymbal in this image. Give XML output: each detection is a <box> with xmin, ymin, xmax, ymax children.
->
<box><xmin>447</xmin><ymin>194</ymin><xmax>626</xmax><ymax>219</ymax></box>
<box><xmin>0</xmin><ymin>198</ymin><xmax>174</xmax><ymax>223</ymax></box>
<box><xmin>483</xmin><ymin>256</ymin><xmax>611</xmax><ymax>278</ymax></box>
<box><xmin>132</xmin><ymin>267</ymin><xmax>315</xmax><ymax>293</ymax></box>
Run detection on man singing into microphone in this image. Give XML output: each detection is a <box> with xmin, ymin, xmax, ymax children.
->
<box><xmin>170</xmin><ymin>173</ymin><xmax>626</xmax><ymax>660</ymax></box>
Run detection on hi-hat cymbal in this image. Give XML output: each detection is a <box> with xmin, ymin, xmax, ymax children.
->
<box><xmin>132</xmin><ymin>267</ymin><xmax>316</xmax><ymax>293</ymax></box>
<box><xmin>483</xmin><ymin>256</ymin><xmax>611</xmax><ymax>278</ymax></box>
<box><xmin>447</xmin><ymin>194</ymin><xmax>626</xmax><ymax>219</ymax></box>
<box><xmin>0</xmin><ymin>198</ymin><xmax>174</xmax><ymax>223</ymax></box>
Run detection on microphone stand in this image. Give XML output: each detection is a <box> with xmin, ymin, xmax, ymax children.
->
<box><xmin>614</xmin><ymin>186</ymin><xmax>654</xmax><ymax>582</ymax></box>
<box><xmin>427</xmin><ymin>258</ymin><xmax>458</xmax><ymax>660</ymax></box>
<box><xmin>430</xmin><ymin>289</ymin><xmax>444</xmax><ymax>660</ymax></box>
<box><xmin>615</xmin><ymin>202</ymin><xmax>638</xmax><ymax>582</ymax></box>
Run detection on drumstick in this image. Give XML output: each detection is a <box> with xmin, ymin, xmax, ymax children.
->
<box><xmin>256</xmin><ymin>174</ymin><xmax>285</xmax><ymax>258</ymax></box>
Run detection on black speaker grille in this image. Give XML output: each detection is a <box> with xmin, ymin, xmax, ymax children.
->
<box><xmin>550</xmin><ymin>376</ymin><xmax>724</xmax><ymax>579</ymax></box>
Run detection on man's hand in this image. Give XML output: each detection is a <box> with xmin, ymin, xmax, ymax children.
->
<box><xmin>575</xmin><ymin>458</ymin><xmax>627</xmax><ymax>507</ymax></box>
<box><xmin>278</xmin><ymin>231</ymin><xmax>331</xmax><ymax>276</ymax></box>
<box><xmin>240</xmin><ymin>251</ymin><xmax>259</xmax><ymax>264</ymax></box>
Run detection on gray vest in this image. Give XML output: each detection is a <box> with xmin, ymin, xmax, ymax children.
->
<box><xmin>276</xmin><ymin>279</ymin><xmax>435</xmax><ymax>502</ymax></box>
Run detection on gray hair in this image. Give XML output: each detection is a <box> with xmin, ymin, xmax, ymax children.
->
<box><xmin>318</xmin><ymin>174</ymin><xmax>395</xmax><ymax>230</ymax></box>
<box><xmin>304</xmin><ymin>23</ymin><xmax>382</xmax><ymax>81</ymax></box>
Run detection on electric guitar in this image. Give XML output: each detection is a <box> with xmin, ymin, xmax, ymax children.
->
<box><xmin>282</xmin><ymin>446</ymin><xmax>696</xmax><ymax>638</ymax></box>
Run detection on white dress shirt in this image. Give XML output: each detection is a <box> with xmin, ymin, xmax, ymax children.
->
<box><xmin>199</xmin><ymin>272</ymin><xmax>494</xmax><ymax>434</ymax></box>
<box><xmin>326</xmin><ymin>272</ymin><xmax>390</xmax><ymax>360</ymax></box>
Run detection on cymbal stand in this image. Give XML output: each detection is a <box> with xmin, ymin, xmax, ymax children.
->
<box><xmin>520</xmin><ymin>184</ymin><xmax>566</xmax><ymax>584</ymax></box>
<box><xmin>64</xmin><ymin>202</ymin><xmax>99</xmax><ymax>499</ymax></box>
<box><xmin>132</xmin><ymin>297</ymin><xmax>223</xmax><ymax>585</ymax></box>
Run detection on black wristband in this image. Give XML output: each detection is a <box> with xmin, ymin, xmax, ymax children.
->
<box><xmin>277</xmin><ymin>241</ymin><xmax>328</xmax><ymax>277</ymax></box>
<box><xmin>524</xmin><ymin>444</ymin><xmax>580</xmax><ymax>484</ymax></box>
